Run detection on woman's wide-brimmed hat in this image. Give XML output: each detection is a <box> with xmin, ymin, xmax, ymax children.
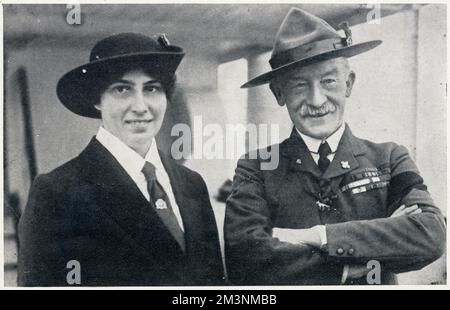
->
<box><xmin>241</xmin><ymin>8</ymin><xmax>382</xmax><ymax>88</ymax></box>
<box><xmin>57</xmin><ymin>32</ymin><xmax>185</xmax><ymax>118</ymax></box>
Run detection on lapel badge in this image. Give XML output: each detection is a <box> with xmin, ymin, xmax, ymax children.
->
<box><xmin>341</xmin><ymin>161</ymin><xmax>350</xmax><ymax>169</ymax></box>
<box><xmin>155</xmin><ymin>199</ymin><xmax>168</xmax><ymax>210</ymax></box>
<box><xmin>296</xmin><ymin>158</ymin><xmax>302</xmax><ymax>165</ymax></box>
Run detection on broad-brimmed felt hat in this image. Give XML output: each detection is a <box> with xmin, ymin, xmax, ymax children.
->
<box><xmin>241</xmin><ymin>8</ymin><xmax>382</xmax><ymax>88</ymax></box>
<box><xmin>57</xmin><ymin>32</ymin><xmax>185</xmax><ymax>118</ymax></box>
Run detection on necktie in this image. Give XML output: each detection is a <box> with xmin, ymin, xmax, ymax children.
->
<box><xmin>141</xmin><ymin>162</ymin><xmax>185</xmax><ymax>252</ymax></box>
<box><xmin>318</xmin><ymin>141</ymin><xmax>332</xmax><ymax>173</ymax></box>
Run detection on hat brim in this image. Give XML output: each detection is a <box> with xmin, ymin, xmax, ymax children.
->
<box><xmin>241</xmin><ymin>40</ymin><xmax>382</xmax><ymax>88</ymax></box>
<box><xmin>57</xmin><ymin>51</ymin><xmax>184</xmax><ymax>118</ymax></box>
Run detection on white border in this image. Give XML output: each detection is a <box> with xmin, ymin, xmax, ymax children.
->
<box><xmin>0</xmin><ymin>0</ymin><xmax>448</xmax><ymax>290</ymax></box>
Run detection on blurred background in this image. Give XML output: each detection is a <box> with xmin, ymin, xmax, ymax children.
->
<box><xmin>3</xmin><ymin>3</ymin><xmax>446</xmax><ymax>286</ymax></box>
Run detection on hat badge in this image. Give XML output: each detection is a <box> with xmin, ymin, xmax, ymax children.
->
<box><xmin>158</xmin><ymin>34</ymin><xmax>170</xmax><ymax>48</ymax></box>
<box><xmin>338</xmin><ymin>21</ymin><xmax>353</xmax><ymax>46</ymax></box>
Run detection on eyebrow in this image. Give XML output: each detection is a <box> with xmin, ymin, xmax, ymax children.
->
<box><xmin>321</xmin><ymin>68</ymin><xmax>339</xmax><ymax>76</ymax></box>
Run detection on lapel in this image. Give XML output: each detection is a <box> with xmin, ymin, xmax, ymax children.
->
<box><xmin>78</xmin><ymin>138</ymin><xmax>186</xmax><ymax>257</ymax></box>
<box><xmin>323</xmin><ymin>125</ymin><xmax>365</xmax><ymax>179</ymax></box>
<box><xmin>281</xmin><ymin>129</ymin><xmax>322</xmax><ymax>178</ymax></box>
<box><xmin>323</xmin><ymin>125</ymin><xmax>366</xmax><ymax>190</ymax></box>
<box><xmin>281</xmin><ymin>125</ymin><xmax>366</xmax><ymax>184</ymax></box>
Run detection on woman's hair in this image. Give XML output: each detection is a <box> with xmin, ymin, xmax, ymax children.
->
<box><xmin>90</xmin><ymin>61</ymin><xmax>176</xmax><ymax>105</ymax></box>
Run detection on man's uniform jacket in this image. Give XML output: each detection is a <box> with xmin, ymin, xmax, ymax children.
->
<box><xmin>225</xmin><ymin>125</ymin><xmax>446</xmax><ymax>285</ymax></box>
<box><xmin>18</xmin><ymin>138</ymin><xmax>224</xmax><ymax>286</ymax></box>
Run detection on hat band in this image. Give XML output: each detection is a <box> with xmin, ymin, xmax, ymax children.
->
<box><xmin>269</xmin><ymin>38</ymin><xmax>348</xmax><ymax>69</ymax></box>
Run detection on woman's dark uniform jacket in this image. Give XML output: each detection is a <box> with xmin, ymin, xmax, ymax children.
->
<box><xmin>18</xmin><ymin>138</ymin><xmax>224</xmax><ymax>286</ymax></box>
<box><xmin>225</xmin><ymin>125</ymin><xmax>446</xmax><ymax>285</ymax></box>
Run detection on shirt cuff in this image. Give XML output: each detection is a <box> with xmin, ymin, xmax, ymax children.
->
<box><xmin>317</xmin><ymin>225</ymin><xmax>327</xmax><ymax>247</ymax></box>
<box><xmin>272</xmin><ymin>228</ymin><xmax>306</xmax><ymax>245</ymax></box>
<box><xmin>341</xmin><ymin>265</ymin><xmax>349</xmax><ymax>284</ymax></box>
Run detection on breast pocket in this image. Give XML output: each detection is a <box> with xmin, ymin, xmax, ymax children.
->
<box><xmin>339</xmin><ymin>167</ymin><xmax>391</xmax><ymax>220</ymax></box>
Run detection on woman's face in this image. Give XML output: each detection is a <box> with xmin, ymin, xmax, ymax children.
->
<box><xmin>95</xmin><ymin>69</ymin><xmax>167</xmax><ymax>154</ymax></box>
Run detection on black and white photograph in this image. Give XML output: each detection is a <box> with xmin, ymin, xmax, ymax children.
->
<box><xmin>2</xmin><ymin>2</ymin><xmax>447</xmax><ymax>288</ymax></box>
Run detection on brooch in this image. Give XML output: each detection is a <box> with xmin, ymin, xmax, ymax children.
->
<box><xmin>155</xmin><ymin>199</ymin><xmax>168</xmax><ymax>210</ymax></box>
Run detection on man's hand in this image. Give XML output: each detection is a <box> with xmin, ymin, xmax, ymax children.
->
<box><xmin>390</xmin><ymin>204</ymin><xmax>421</xmax><ymax>217</ymax></box>
<box><xmin>342</xmin><ymin>264</ymin><xmax>369</xmax><ymax>284</ymax></box>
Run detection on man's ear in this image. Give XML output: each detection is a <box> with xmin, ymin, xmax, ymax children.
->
<box><xmin>269</xmin><ymin>81</ymin><xmax>285</xmax><ymax>107</ymax></box>
<box><xmin>345</xmin><ymin>71</ymin><xmax>356</xmax><ymax>97</ymax></box>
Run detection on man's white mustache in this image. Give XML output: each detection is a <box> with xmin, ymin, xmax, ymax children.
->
<box><xmin>299</xmin><ymin>102</ymin><xmax>337</xmax><ymax>117</ymax></box>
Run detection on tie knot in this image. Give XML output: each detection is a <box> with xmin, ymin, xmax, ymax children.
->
<box><xmin>142</xmin><ymin>161</ymin><xmax>157</xmax><ymax>181</ymax></box>
<box><xmin>318</xmin><ymin>141</ymin><xmax>332</xmax><ymax>158</ymax></box>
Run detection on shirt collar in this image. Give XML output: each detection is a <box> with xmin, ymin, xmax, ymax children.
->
<box><xmin>144</xmin><ymin>136</ymin><xmax>165</xmax><ymax>176</ymax></box>
<box><xmin>296</xmin><ymin>123</ymin><xmax>345</xmax><ymax>154</ymax></box>
<box><xmin>96</xmin><ymin>126</ymin><xmax>161</xmax><ymax>178</ymax></box>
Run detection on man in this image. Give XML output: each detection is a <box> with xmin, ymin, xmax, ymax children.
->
<box><xmin>18</xmin><ymin>33</ymin><xmax>224</xmax><ymax>286</ymax></box>
<box><xmin>225</xmin><ymin>8</ymin><xmax>446</xmax><ymax>285</ymax></box>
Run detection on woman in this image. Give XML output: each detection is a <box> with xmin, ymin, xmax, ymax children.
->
<box><xmin>18</xmin><ymin>33</ymin><xmax>224</xmax><ymax>286</ymax></box>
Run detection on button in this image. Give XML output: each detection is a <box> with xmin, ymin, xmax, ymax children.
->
<box><xmin>336</xmin><ymin>248</ymin><xmax>344</xmax><ymax>255</ymax></box>
<box><xmin>348</xmin><ymin>248</ymin><xmax>355</xmax><ymax>255</ymax></box>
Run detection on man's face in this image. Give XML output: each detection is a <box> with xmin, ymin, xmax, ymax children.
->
<box><xmin>272</xmin><ymin>57</ymin><xmax>355</xmax><ymax>140</ymax></box>
<box><xmin>95</xmin><ymin>69</ymin><xmax>167</xmax><ymax>152</ymax></box>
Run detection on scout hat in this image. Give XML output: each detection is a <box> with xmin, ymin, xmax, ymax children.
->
<box><xmin>241</xmin><ymin>8</ymin><xmax>382</xmax><ymax>88</ymax></box>
<box><xmin>57</xmin><ymin>32</ymin><xmax>185</xmax><ymax>118</ymax></box>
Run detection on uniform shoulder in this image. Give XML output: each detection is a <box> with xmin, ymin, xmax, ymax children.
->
<box><xmin>351</xmin><ymin>134</ymin><xmax>414</xmax><ymax>170</ymax></box>
<box><xmin>240</xmin><ymin>142</ymin><xmax>282</xmax><ymax>162</ymax></box>
<box><xmin>38</xmin><ymin>155</ymin><xmax>82</xmax><ymax>181</ymax></box>
<box><xmin>353</xmin><ymin>135</ymin><xmax>405</xmax><ymax>155</ymax></box>
<box><xmin>30</xmin><ymin>153</ymin><xmax>88</xmax><ymax>199</ymax></box>
<box><xmin>234</xmin><ymin>142</ymin><xmax>283</xmax><ymax>175</ymax></box>
<box><xmin>22</xmin><ymin>154</ymin><xmax>92</xmax><ymax>224</ymax></box>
